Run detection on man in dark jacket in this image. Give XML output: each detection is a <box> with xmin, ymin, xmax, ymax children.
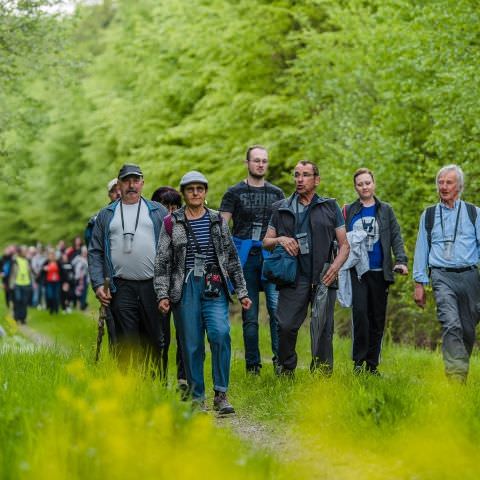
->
<box><xmin>263</xmin><ymin>160</ymin><xmax>350</xmax><ymax>375</ymax></box>
<box><xmin>88</xmin><ymin>163</ymin><xmax>168</xmax><ymax>372</ymax></box>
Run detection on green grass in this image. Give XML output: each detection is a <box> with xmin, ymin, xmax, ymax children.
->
<box><xmin>24</xmin><ymin>289</ymin><xmax>99</xmax><ymax>350</ymax></box>
<box><xmin>2</xmin><ymin>298</ymin><xmax>480</xmax><ymax>479</ymax></box>
<box><xmin>26</xmin><ymin>308</ymin><xmax>98</xmax><ymax>349</ymax></box>
<box><xmin>229</xmin><ymin>314</ymin><xmax>480</xmax><ymax>479</ymax></box>
<box><xmin>0</xmin><ymin>299</ymin><xmax>284</xmax><ymax>480</ymax></box>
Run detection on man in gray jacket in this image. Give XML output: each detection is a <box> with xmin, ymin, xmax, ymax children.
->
<box><xmin>88</xmin><ymin>163</ymin><xmax>168</xmax><ymax>371</ymax></box>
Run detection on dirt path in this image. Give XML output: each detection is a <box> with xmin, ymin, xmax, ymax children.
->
<box><xmin>215</xmin><ymin>411</ymin><xmax>310</xmax><ymax>477</ymax></box>
<box><xmin>216</xmin><ymin>414</ymin><xmax>280</xmax><ymax>449</ymax></box>
<box><xmin>17</xmin><ymin>323</ymin><xmax>57</xmax><ymax>348</ymax></box>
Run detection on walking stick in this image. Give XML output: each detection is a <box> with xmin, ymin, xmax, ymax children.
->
<box><xmin>95</xmin><ymin>277</ymin><xmax>110</xmax><ymax>362</ymax></box>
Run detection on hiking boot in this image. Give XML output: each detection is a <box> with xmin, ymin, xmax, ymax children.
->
<box><xmin>366</xmin><ymin>364</ymin><xmax>381</xmax><ymax>377</ymax></box>
<box><xmin>447</xmin><ymin>373</ymin><xmax>467</xmax><ymax>384</ymax></box>
<box><xmin>191</xmin><ymin>399</ymin><xmax>208</xmax><ymax>413</ymax></box>
<box><xmin>272</xmin><ymin>357</ymin><xmax>279</xmax><ymax>372</ymax></box>
<box><xmin>310</xmin><ymin>358</ymin><xmax>333</xmax><ymax>376</ymax></box>
<box><xmin>275</xmin><ymin>364</ymin><xmax>295</xmax><ymax>378</ymax></box>
<box><xmin>353</xmin><ymin>362</ymin><xmax>364</xmax><ymax>375</ymax></box>
<box><xmin>246</xmin><ymin>365</ymin><xmax>261</xmax><ymax>376</ymax></box>
<box><xmin>213</xmin><ymin>391</ymin><xmax>235</xmax><ymax>415</ymax></box>
<box><xmin>177</xmin><ymin>379</ymin><xmax>189</xmax><ymax>401</ymax></box>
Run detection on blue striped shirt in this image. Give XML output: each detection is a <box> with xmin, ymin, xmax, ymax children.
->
<box><xmin>185</xmin><ymin>211</ymin><xmax>217</xmax><ymax>269</ymax></box>
<box><xmin>413</xmin><ymin>200</ymin><xmax>480</xmax><ymax>284</ymax></box>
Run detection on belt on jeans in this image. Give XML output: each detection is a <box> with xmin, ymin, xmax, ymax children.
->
<box><xmin>430</xmin><ymin>265</ymin><xmax>477</xmax><ymax>273</ymax></box>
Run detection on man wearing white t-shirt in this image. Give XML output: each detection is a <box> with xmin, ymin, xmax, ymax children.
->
<box><xmin>88</xmin><ymin>164</ymin><xmax>168</xmax><ymax>371</ymax></box>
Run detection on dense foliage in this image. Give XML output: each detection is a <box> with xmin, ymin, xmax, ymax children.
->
<box><xmin>2</xmin><ymin>0</ymin><xmax>479</xmax><ymax>342</ymax></box>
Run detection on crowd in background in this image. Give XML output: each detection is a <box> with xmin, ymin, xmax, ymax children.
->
<box><xmin>0</xmin><ymin>237</ymin><xmax>90</xmax><ymax>323</ymax></box>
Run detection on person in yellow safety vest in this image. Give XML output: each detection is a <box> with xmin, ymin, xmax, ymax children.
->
<box><xmin>9</xmin><ymin>246</ymin><xmax>32</xmax><ymax>324</ymax></box>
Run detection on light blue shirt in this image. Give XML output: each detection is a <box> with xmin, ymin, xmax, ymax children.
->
<box><xmin>413</xmin><ymin>200</ymin><xmax>480</xmax><ymax>284</ymax></box>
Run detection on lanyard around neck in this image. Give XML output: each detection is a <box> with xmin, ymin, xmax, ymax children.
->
<box><xmin>295</xmin><ymin>195</ymin><xmax>312</xmax><ymax>232</ymax></box>
<box><xmin>120</xmin><ymin>199</ymin><xmax>141</xmax><ymax>234</ymax></box>
<box><xmin>439</xmin><ymin>201</ymin><xmax>461</xmax><ymax>243</ymax></box>
<box><xmin>360</xmin><ymin>205</ymin><xmax>375</xmax><ymax>232</ymax></box>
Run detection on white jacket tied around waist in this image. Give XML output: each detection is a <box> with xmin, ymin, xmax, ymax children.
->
<box><xmin>338</xmin><ymin>230</ymin><xmax>370</xmax><ymax>308</ymax></box>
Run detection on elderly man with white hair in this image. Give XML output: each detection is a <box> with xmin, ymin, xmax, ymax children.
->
<box><xmin>413</xmin><ymin>164</ymin><xmax>480</xmax><ymax>382</ymax></box>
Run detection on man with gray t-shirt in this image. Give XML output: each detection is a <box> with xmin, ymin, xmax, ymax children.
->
<box><xmin>88</xmin><ymin>163</ymin><xmax>168</xmax><ymax>372</ymax></box>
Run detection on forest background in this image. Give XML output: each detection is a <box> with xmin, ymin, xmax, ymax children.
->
<box><xmin>2</xmin><ymin>0</ymin><xmax>479</xmax><ymax>345</ymax></box>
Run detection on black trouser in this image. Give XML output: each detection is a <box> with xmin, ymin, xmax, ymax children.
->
<box><xmin>110</xmin><ymin>278</ymin><xmax>164</xmax><ymax>375</ymax></box>
<box><xmin>276</xmin><ymin>280</ymin><xmax>335</xmax><ymax>371</ymax></box>
<box><xmin>351</xmin><ymin>270</ymin><xmax>389</xmax><ymax>369</ymax></box>
<box><xmin>3</xmin><ymin>281</ymin><xmax>12</xmax><ymax>308</ymax></box>
<box><xmin>60</xmin><ymin>282</ymin><xmax>75</xmax><ymax>310</ymax></box>
<box><xmin>160</xmin><ymin>311</ymin><xmax>186</xmax><ymax>381</ymax></box>
<box><xmin>105</xmin><ymin>308</ymin><xmax>117</xmax><ymax>346</ymax></box>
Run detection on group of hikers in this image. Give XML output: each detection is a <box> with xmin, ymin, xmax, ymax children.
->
<box><xmin>1</xmin><ymin>239</ymin><xmax>89</xmax><ymax>320</ymax></box>
<box><xmin>86</xmin><ymin>148</ymin><xmax>480</xmax><ymax>414</ymax></box>
<box><xmin>3</xmin><ymin>148</ymin><xmax>479</xmax><ymax>414</ymax></box>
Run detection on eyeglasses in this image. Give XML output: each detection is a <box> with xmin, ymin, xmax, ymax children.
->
<box><xmin>293</xmin><ymin>172</ymin><xmax>316</xmax><ymax>179</ymax></box>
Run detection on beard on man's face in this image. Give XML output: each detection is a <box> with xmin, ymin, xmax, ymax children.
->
<box><xmin>248</xmin><ymin>169</ymin><xmax>265</xmax><ymax>180</ymax></box>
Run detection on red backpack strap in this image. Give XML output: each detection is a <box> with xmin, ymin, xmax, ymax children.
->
<box><xmin>164</xmin><ymin>214</ymin><xmax>173</xmax><ymax>237</ymax></box>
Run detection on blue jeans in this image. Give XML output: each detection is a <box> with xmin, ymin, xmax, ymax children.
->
<box><xmin>242</xmin><ymin>251</ymin><xmax>279</xmax><ymax>369</ymax></box>
<box><xmin>32</xmin><ymin>281</ymin><xmax>45</xmax><ymax>307</ymax></box>
<box><xmin>77</xmin><ymin>278</ymin><xmax>89</xmax><ymax>310</ymax></box>
<box><xmin>172</xmin><ymin>272</ymin><xmax>231</xmax><ymax>400</ymax></box>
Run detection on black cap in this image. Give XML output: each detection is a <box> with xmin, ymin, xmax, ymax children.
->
<box><xmin>118</xmin><ymin>163</ymin><xmax>143</xmax><ymax>180</ymax></box>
